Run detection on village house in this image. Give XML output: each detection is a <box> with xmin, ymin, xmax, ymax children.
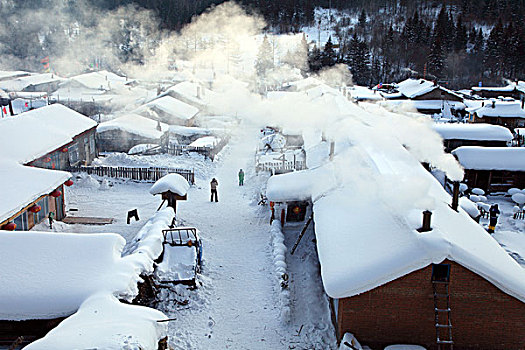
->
<box><xmin>0</xmin><ymin>73</ymin><xmax>63</xmax><ymax>93</ymax></box>
<box><xmin>471</xmin><ymin>80</ymin><xmax>525</xmax><ymax>100</ymax></box>
<box><xmin>266</xmin><ymin>123</ymin><xmax>525</xmax><ymax>350</ymax></box>
<box><xmin>382</xmin><ymin>78</ymin><xmax>466</xmax><ymax>115</ymax></box>
<box><xmin>0</xmin><ymin>104</ymin><xmax>98</xmax><ymax>170</ymax></box>
<box><xmin>452</xmin><ymin>146</ymin><xmax>525</xmax><ymax>193</ymax></box>
<box><xmin>97</xmin><ymin>114</ymin><xmax>168</xmax><ymax>153</ymax></box>
<box><xmin>467</xmin><ymin>99</ymin><xmax>525</xmax><ymax>129</ymax></box>
<box><xmin>135</xmin><ymin>95</ymin><xmax>199</xmax><ymax>126</ymax></box>
<box><xmin>0</xmin><ymin>161</ymin><xmax>70</xmax><ymax>231</ymax></box>
<box><xmin>158</xmin><ymin>81</ymin><xmax>216</xmax><ymax>113</ymax></box>
<box><xmin>0</xmin><ymin>231</ymin><xmax>168</xmax><ymax>349</ymax></box>
<box><xmin>432</xmin><ymin>123</ymin><xmax>513</xmax><ymax>152</ymax></box>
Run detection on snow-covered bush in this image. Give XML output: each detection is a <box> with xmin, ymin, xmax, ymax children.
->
<box><xmin>459</xmin><ymin>183</ymin><xmax>468</xmax><ymax>193</ymax></box>
<box><xmin>508</xmin><ymin>188</ymin><xmax>521</xmax><ymax>196</ymax></box>
<box><xmin>469</xmin><ymin>195</ymin><xmax>480</xmax><ymax>202</ymax></box>
<box><xmin>511</xmin><ymin>193</ymin><xmax>525</xmax><ymax>206</ymax></box>
<box><xmin>270</xmin><ymin>221</ymin><xmax>290</xmax><ymax>323</ymax></box>
<box><xmin>471</xmin><ymin>188</ymin><xmax>485</xmax><ymax>196</ymax></box>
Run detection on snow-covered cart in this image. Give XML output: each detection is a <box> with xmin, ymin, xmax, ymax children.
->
<box><xmin>154</xmin><ymin>227</ymin><xmax>203</xmax><ymax>286</ymax></box>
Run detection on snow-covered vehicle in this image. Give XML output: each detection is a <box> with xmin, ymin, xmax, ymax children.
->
<box><xmin>154</xmin><ymin>227</ymin><xmax>203</xmax><ymax>286</ymax></box>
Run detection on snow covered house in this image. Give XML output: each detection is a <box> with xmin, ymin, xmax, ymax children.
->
<box><xmin>0</xmin><ymin>231</ymin><xmax>168</xmax><ymax>348</ymax></box>
<box><xmin>452</xmin><ymin>146</ymin><xmax>525</xmax><ymax>193</ymax></box>
<box><xmin>471</xmin><ymin>81</ymin><xmax>525</xmax><ymax>100</ymax></box>
<box><xmin>0</xmin><ymin>161</ymin><xmax>70</xmax><ymax>231</ymax></box>
<box><xmin>266</xmin><ymin>118</ymin><xmax>525</xmax><ymax>349</ymax></box>
<box><xmin>158</xmin><ymin>81</ymin><xmax>216</xmax><ymax>113</ymax></box>
<box><xmin>135</xmin><ymin>95</ymin><xmax>199</xmax><ymax>126</ymax></box>
<box><xmin>0</xmin><ymin>104</ymin><xmax>98</xmax><ymax>169</ymax></box>
<box><xmin>432</xmin><ymin>123</ymin><xmax>513</xmax><ymax>152</ymax></box>
<box><xmin>0</xmin><ymin>73</ymin><xmax>63</xmax><ymax>93</ymax></box>
<box><xmin>97</xmin><ymin>114</ymin><xmax>168</xmax><ymax>152</ymax></box>
<box><xmin>382</xmin><ymin>78</ymin><xmax>465</xmax><ymax>115</ymax></box>
<box><xmin>467</xmin><ymin>100</ymin><xmax>525</xmax><ymax>129</ymax></box>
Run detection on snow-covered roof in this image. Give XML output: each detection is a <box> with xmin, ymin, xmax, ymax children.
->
<box><xmin>24</xmin><ymin>294</ymin><xmax>167</xmax><ymax>350</ymax></box>
<box><xmin>150</xmin><ymin>173</ymin><xmax>190</xmax><ymax>196</ymax></box>
<box><xmin>0</xmin><ymin>160</ymin><xmax>70</xmax><ymax>223</ymax></box>
<box><xmin>163</xmin><ymin>81</ymin><xmax>216</xmax><ymax>108</ymax></box>
<box><xmin>0</xmin><ymin>70</ymin><xmax>30</xmax><ymax>81</ymax></box>
<box><xmin>0</xmin><ymin>231</ymin><xmax>145</xmax><ymax>321</ymax></box>
<box><xmin>0</xmin><ymin>104</ymin><xmax>97</xmax><ymax>164</ymax></box>
<box><xmin>66</xmin><ymin>70</ymin><xmax>134</xmax><ymax>91</ymax></box>
<box><xmin>472</xmin><ymin>84</ymin><xmax>516</xmax><ymax>92</ymax></box>
<box><xmin>383</xmin><ymin>99</ymin><xmax>466</xmax><ymax>111</ymax></box>
<box><xmin>141</xmin><ymin>95</ymin><xmax>199</xmax><ymax>120</ymax></box>
<box><xmin>392</xmin><ymin>78</ymin><xmax>463</xmax><ymax>101</ymax></box>
<box><xmin>452</xmin><ymin>146</ymin><xmax>525</xmax><ymax>171</ymax></box>
<box><xmin>167</xmin><ymin>125</ymin><xmax>211</xmax><ymax>137</ymax></box>
<box><xmin>189</xmin><ymin>136</ymin><xmax>220</xmax><ymax>148</ymax></box>
<box><xmin>0</xmin><ymin>73</ymin><xmax>63</xmax><ymax>92</ymax></box>
<box><xmin>266</xmin><ymin>110</ymin><xmax>525</xmax><ymax>302</ymax></box>
<box><xmin>284</xmin><ymin>77</ymin><xmax>323</xmax><ymax>91</ymax></box>
<box><xmin>97</xmin><ymin>114</ymin><xmax>168</xmax><ymax>139</ymax></box>
<box><xmin>469</xmin><ymin>101</ymin><xmax>525</xmax><ymax>119</ymax></box>
<box><xmin>432</xmin><ymin>123</ymin><xmax>513</xmax><ymax>141</ymax></box>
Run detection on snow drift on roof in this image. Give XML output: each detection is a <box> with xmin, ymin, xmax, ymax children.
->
<box><xmin>452</xmin><ymin>146</ymin><xmax>525</xmax><ymax>171</ymax></box>
<box><xmin>67</xmin><ymin>70</ymin><xmax>133</xmax><ymax>91</ymax></box>
<box><xmin>167</xmin><ymin>125</ymin><xmax>211</xmax><ymax>136</ymax></box>
<box><xmin>395</xmin><ymin>78</ymin><xmax>437</xmax><ymax>98</ymax></box>
<box><xmin>470</xmin><ymin>101</ymin><xmax>525</xmax><ymax>119</ymax></box>
<box><xmin>143</xmin><ymin>95</ymin><xmax>199</xmax><ymax>120</ymax></box>
<box><xmin>432</xmin><ymin>123</ymin><xmax>513</xmax><ymax>141</ymax></box>
<box><xmin>150</xmin><ymin>173</ymin><xmax>190</xmax><ymax>196</ymax></box>
<box><xmin>189</xmin><ymin>136</ymin><xmax>220</xmax><ymax>148</ymax></box>
<box><xmin>97</xmin><ymin>114</ymin><xmax>167</xmax><ymax>139</ymax></box>
<box><xmin>24</xmin><ymin>293</ymin><xmax>167</xmax><ymax>350</ymax></box>
<box><xmin>266</xmin><ymin>113</ymin><xmax>525</xmax><ymax>302</ymax></box>
<box><xmin>0</xmin><ymin>73</ymin><xmax>62</xmax><ymax>91</ymax></box>
<box><xmin>0</xmin><ymin>160</ymin><xmax>70</xmax><ymax>223</ymax></box>
<box><xmin>0</xmin><ymin>231</ymin><xmax>144</xmax><ymax>321</ymax></box>
<box><xmin>0</xmin><ymin>104</ymin><xmax>97</xmax><ymax>164</ymax></box>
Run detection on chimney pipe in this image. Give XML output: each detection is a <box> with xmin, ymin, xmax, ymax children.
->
<box><xmin>418</xmin><ymin>210</ymin><xmax>433</xmax><ymax>232</ymax></box>
<box><xmin>521</xmin><ymin>98</ymin><xmax>524</xmax><ymax>109</ymax></box>
<box><xmin>451</xmin><ymin>181</ymin><xmax>459</xmax><ymax>211</ymax></box>
<box><xmin>492</xmin><ymin>100</ymin><xmax>496</xmax><ymax>108</ymax></box>
<box><xmin>329</xmin><ymin>141</ymin><xmax>335</xmax><ymax>161</ymax></box>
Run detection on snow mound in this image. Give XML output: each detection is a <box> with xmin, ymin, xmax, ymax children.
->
<box><xmin>459</xmin><ymin>197</ymin><xmax>480</xmax><ymax>218</ymax></box>
<box><xmin>150</xmin><ymin>173</ymin><xmax>190</xmax><ymax>196</ymax></box>
<box><xmin>0</xmin><ymin>232</ymin><xmax>144</xmax><ymax>321</ymax></box>
<box><xmin>270</xmin><ymin>222</ymin><xmax>291</xmax><ymax>323</ymax></box>
<box><xmin>471</xmin><ymin>188</ymin><xmax>485</xmax><ymax>195</ymax></box>
<box><xmin>24</xmin><ymin>293</ymin><xmax>168</xmax><ymax>350</ymax></box>
<box><xmin>155</xmin><ymin>245</ymin><xmax>197</xmax><ymax>282</ymax></box>
<box><xmin>511</xmin><ymin>193</ymin><xmax>525</xmax><ymax>205</ymax></box>
<box><xmin>507</xmin><ymin>188</ymin><xmax>521</xmax><ymax>196</ymax></box>
<box><xmin>129</xmin><ymin>143</ymin><xmax>159</xmax><ymax>155</ymax></box>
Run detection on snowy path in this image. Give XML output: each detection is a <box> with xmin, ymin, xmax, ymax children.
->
<box><xmin>164</xmin><ymin>124</ymin><xmax>287</xmax><ymax>349</ymax></box>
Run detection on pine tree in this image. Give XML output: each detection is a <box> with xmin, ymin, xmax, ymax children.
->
<box><xmin>320</xmin><ymin>36</ymin><xmax>337</xmax><ymax>68</ymax></box>
<box><xmin>454</xmin><ymin>15</ymin><xmax>467</xmax><ymax>52</ymax></box>
<box><xmin>255</xmin><ymin>35</ymin><xmax>274</xmax><ymax>77</ymax></box>
<box><xmin>308</xmin><ymin>44</ymin><xmax>322</xmax><ymax>72</ymax></box>
<box><xmin>428</xmin><ymin>35</ymin><xmax>445</xmax><ymax>77</ymax></box>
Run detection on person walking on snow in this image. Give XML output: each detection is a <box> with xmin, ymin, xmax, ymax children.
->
<box><xmin>48</xmin><ymin>211</ymin><xmax>55</xmax><ymax>229</ymax></box>
<box><xmin>238</xmin><ymin>169</ymin><xmax>244</xmax><ymax>186</ymax></box>
<box><xmin>488</xmin><ymin>204</ymin><xmax>500</xmax><ymax>233</ymax></box>
<box><xmin>210</xmin><ymin>178</ymin><xmax>219</xmax><ymax>202</ymax></box>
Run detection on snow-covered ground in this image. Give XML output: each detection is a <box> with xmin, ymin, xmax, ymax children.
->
<box><xmin>33</xmin><ymin>121</ymin><xmax>336</xmax><ymax>349</ymax></box>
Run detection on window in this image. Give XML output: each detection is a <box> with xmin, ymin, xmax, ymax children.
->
<box><xmin>13</xmin><ymin>212</ymin><xmax>28</xmax><ymax>231</ymax></box>
<box><xmin>432</xmin><ymin>264</ymin><xmax>450</xmax><ymax>282</ymax></box>
<box><xmin>89</xmin><ymin>134</ymin><xmax>95</xmax><ymax>155</ymax></box>
<box><xmin>68</xmin><ymin>143</ymin><xmax>79</xmax><ymax>165</ymax></box>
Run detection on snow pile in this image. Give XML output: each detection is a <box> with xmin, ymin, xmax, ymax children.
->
<box><xmin>155</xmin><ymin>245</ymin><xmax>197</xmax><ymax>282</ymax></box>
<box><xmin>24</xmin><ymin>293</ymin><xmax>167</xmax><ymax>350</ymax></box>
<box><xmin>0</xmin><ymin>231</ymin><xmax>144</xmax><ymax>321</ymax></box>
<box><xmin>432</xmin><ymin>123</ymin><xmax>513</xmax><ymax>142</ymax></box>
<box><xmin>150</xmin><ymin>173</ymin><xmax>190</xmax><ymax>196</ymax></box>
<box><xmin>270</xmin><ymin>221</ymin><xmax>291</xmax><ymax>323</ymax></box>
<box><xmin>339</xmin><ymin>333</ymin><xmax>363</xmax><ymax>350</ymax></box>
<box><xmin>128</xmin><ymin>143</ymin><xmax>160</xmax><ymax>155</ymax></box>
<box><xmin>189</xmin><ymin>136</ymin><xmax>220</xmax><ymax>148</ymax></box>
<box><xmin>97</xmin><ymin>114</ymin><xmax>168</xmax><ymax>139</ymax></box>
<box><xmin>0</xmin><ymin>104</ymin><xmax>97</xmax><ymax>164</ymax></box>
<box><xmin>452</xmin><ymin>146</ymin><xmax>525</xmax><ymax>171</ymax></box>
<box><xmin>126</xmin><ymin>207</ymin><xmax>175</xmax><ymax>263</ymax></box>
<box><xmin>459</xmin><ymin>197</ymin><xmax>480</xmax><ymax>219</ymax></box>
<box><xmin>75</xmin><ymin>173</ymin><xmax>101</xmax><ymax>189</ymax></box>
<box><xmin>0</xmin><ymin>160</ymin><xmax>70</xmax><ymax>223</ymax></box>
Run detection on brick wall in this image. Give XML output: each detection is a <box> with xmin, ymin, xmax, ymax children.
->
<box><xmin>337</xmin><ymin>260</ymin><xmax>525</xmax><ymax>349</ymax></box>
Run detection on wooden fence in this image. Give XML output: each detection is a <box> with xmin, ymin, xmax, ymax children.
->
<box><xmin>165</xmin><ymin>136</ymin><xmax>230</xmax><ymax>161</ymax></box>
<box><xmin>68</xmin><ymin>165</ymin><xmax>195</xmax><ymax>184</ymax></box>
<box><xmin>256</xmin><ymin>160</ymin><xmax>306</xmax><ymax>174</ymax></box>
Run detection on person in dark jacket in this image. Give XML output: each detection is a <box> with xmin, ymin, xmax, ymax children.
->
<box><xmin>210</xmin><ymin>178</ymin><xmax>219</xmax><ymax>202</ymax></box>
<box><xmin>48</xmin><ymin>211</ymin><xmax>55</xmax><ymax>229</ymax></box>
<box><xmin>488</xmin><ymin>204</ymin><xmax>500</xmax><ymax>233</ymax></box>
<box><xmin>238</xmin><ymin>169</ymin><xmax>244</xmax><ymax>186</ymax></box>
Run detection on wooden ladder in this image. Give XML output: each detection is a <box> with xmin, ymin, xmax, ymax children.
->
<box><xmin>433</xmin><ymin>280</ymin><xmax>454</xmax><ymax>349</ymax></box>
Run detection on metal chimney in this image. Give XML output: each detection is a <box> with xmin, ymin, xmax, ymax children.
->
<box><xmin>451</xmin><ymin>181</ymin><xmax>459</xmax><ymax>211</ymax></box>
<box><xmin>329</xmin><ymin>141</ymin><xmax>335</xmax><ymax>161</ymax></box>
<box><xmin>418</xmin><ymin>210</ymin><xmax>433</xmax><ymax>232</ymax></box>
